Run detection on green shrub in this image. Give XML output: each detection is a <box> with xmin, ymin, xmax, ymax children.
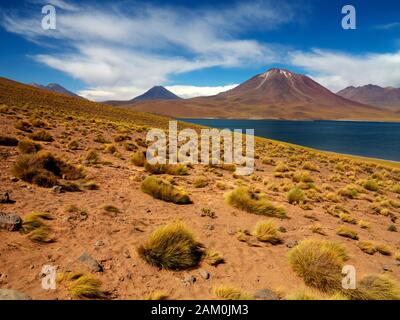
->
<box><xmin>138</xmin><ymin>222</ymin><xmax>204</xmax><ymax>270</ymax></box>
<box><xmin>225</xmin><ymin>187</ymin><xmax>286</xmax><ymax>218</ymax></box>
<box><xmin>141</xmin><ymin>176</ymin><xmax>192</xmax><ymax>204</ymax></box>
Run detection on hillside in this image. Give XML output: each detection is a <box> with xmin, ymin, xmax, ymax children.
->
<box><xmin>0</xmin><ymin>76</ymin><xmax>400</xmax><ymax>300</ymax></box>
<box><xmin>30</xmin><ymin>83</ymin><xmax>81</xmax><ymax>98</ymax></box>
<box><xmin>126</xmin><ymin>69</ymin><xmax>400</xmax><ymax>121</ymax></box>
<box><xmin>337</xmin><ymin>85</ymin><xmax>400</xmax><ymax>112</ymax></box>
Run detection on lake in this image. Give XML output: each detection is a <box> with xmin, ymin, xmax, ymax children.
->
<box><xmin>180</xmin><ymin>119</ymin><xmax>400</xmax><ymax>162</ymax></box>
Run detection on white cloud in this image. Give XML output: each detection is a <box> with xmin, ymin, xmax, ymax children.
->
<box><xmin>1</xmin><ymin>0</ymin><xmax>295</xmax><ymax>100</ymax></box>
<box><xmin>166</xmin><ymin>84</ymin><xmax>239</xmax><ymax>99</ymax></box>
<box><xmin>289</xmin><ymin>49</ymin><xmax>400</xmax><ymax>91</ymax></box>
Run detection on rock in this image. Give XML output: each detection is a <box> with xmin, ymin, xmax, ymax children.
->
<box><xmin>254</xmin><ymin>289</ymin><xmax>279</xmax><ymax>300</ymax></box>
<box><xmin>383</xmin><ymin>265</ymin><xmax>392</xmax><ymax>272</ymax></box>
<box><xmin>94</xmin><ymin>240</ymin><xmax>105</xmax><ymax>247</ymax></box>
<box><xmin>78</xmin><ymin>252</ymin><xmax>103</xmax><ymax>272</ymax></box>
<box><xmin>10</xmin><ymin>177</ymin><xmax>18</xmax><ymax>182</ymax></box>
<box><xmin>0</xmin><ymin>212</ymin><xmax>22</xmax><ymax>231</ymax></box>
<box><xmin>278</xmin><ymin>226</ymin><xmax>287</xmax><ymax>233</ymax></box>
<box><xmin>0</xmin><ymin>193</ymin><xmax>15</xmax><ymax>204</ymax></box>
<box><xmin>286</xmin><ymin>240</ymin><xmax>298</xmax><ymax>248</ymax></box>
<box><xmin>52</xmin><ymin>185</ymin><xmax>63</xmax><ymax>194</ymax></box>
<box><xmin>0</xmin><ymin>289</ymin><xmax>31</xmax><ymax>300</ymax></box>
<box><xmin>123</xmin><ymin>249</ymin><xmax>131</xmax><ymax>259</ymax></box>
<box><xmin>198</xmin><ymin>269</ymin><xmax>210</xmax><ymax>280</ymax></box>
<box><xmin>183</xmin><ymin>274</ymin><xmax>196</xmax><ymax>285</ymax></box>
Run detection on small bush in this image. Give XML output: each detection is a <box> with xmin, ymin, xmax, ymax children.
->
<box><xmin>138</xmin><ymin>222</ymin><xmax>204</xmax><ymax>270</ymax></box>
<box><xmin>225</xmin><ymin>187</ymin><xmax>286</xmax><ymax>218</ymax></box>
<box><xmin>364</xmin><ymin>179</ymin><xmax>379</xmax><ymax>192</ymax></box>
<box><xmin>29</xmin><ymin>130</ymin><xmax>53</xmax><ymax>142</ymax></box>
<box><xmin>200</xmin><ymin>207</ymin><xmax>216</xmax><ymax>219</ymax></box>
<box><xmin>0</xmin><ymin>135</ymin><xmax>18</xmax><ymax>146</ymax></box>
<box><xmin>214</xmin><ymin>287</ymin><xmax>252</xmax><ymax>300</ymax></box>
<box><xmin>17</xmin><ymin>140</ymin><xmax>42</xmax><ymax>154</ymax></box>
<box><xmin>288</xmin><ymin>238</ymin><xmax>346</xmax><ymax>292</ymax></box>
<box><xmin>194</xmin><ymin>177</ymin><xmax>208</xmax><ymax>188</ymax></box>
<box><xmin>13</xmin><ymin>151</ymin><xmax>84</xmax><ymax>187</ymax></box>
<box><xmin>336</xmin><ymin>226</ymin><xmax>359</xmax><ymax>240</ymax></box>
<box><xmin>15</xmin><ymin>120</ymin><xmax>31</xmax><ymax>132</ymax></box>
<box><xmin>339</xmin><ymin>185</ymin><xmax>360</xmax><ymax>199</ymax></box>
<box><xmin>206</xmin><ymin>251</ymin><xmax>225</xmax><ymax>266</ymax></box>
<box><xmin>346</xmin><ymin>275</ymin><xmax>400</xmax><ymax>300</ymax></box>
<box><xmin>141</xmin><ymin>176</ymin><xmax>192</xmax><ymax>204</ymax></box>
<box><xmin>132</xmin><ymin>151</ymin><xmax>146</xmax><ymax>167</ymax></box>
<box><xmin>253</xmin><ymin>220</ymin><xmax>281</xmax><ymax>244</ymax></box>
<box><xmin>287</xmin><ymin>187</ymin><xmax>305</xmax><ymax>204</ymax></box>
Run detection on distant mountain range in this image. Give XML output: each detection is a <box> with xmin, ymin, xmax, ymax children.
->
<box><xmin>30</xmin><ymin>83</ymin><xmax>80</xmax><ymax>98</ymax></box>
<box><xmin>337</xmin><ymin>85</ymin><xmax>400</xmax><ymax>111</ymax></box>
<box><xmin>105</xmin><ymin>86</ymin><xmax>181</xmax><ymax>106</ymax></box>
<box><xmin>124</xmin><ymin>68</ymin><xmax>398</xmax><ymax>120</ymax></box>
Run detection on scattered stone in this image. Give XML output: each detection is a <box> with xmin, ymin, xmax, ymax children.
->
<box><xmin>95</xmin><ymin>240</ymin><xmax>105</xmax><ymax>247</ymax></box>
<box><xmin>10</xmin><ymin>176</ymin><xmax>18</xmax><ymax>182</ymax></box>
<box><xmin>0</xmin><ymin>289</ymin><xmax>31</xmax><ymax>300</ymax></box>
<box><xmin>286</xmin><ymin>240</ymin><xmax>298</xmax><ymax>248</ymax></box>
<box><xmin>254</xmin><ymin>289</ymin><xmax>279</xmax><ymax>300</ymax></box>
<box><xmin>278</xmin><ymin>226</ymin><xmax>287</xmax><ymax>233</ymax></box>
<box><xmin>383</xmin><ymin>265</ymin><xmax>392</xmax><ymax>272</ymax></box>
<box><xmin>123</xmin><ymin>249</ymin><xmax>131</xmax><ymax>259</ymax></box>
<box><xmin>78</xmin><ymin>251</ymin><xmax>103</xmax><ymax>272</ymax></box>
<box><xmin>52</xmin><ymin>185</ymin><xmax>63</xmax><ymax>194</ymax></box>
<box><xmin>0</xmin><ymin>193</ymin><xmax>15</xmax><ymax>204</ymax></box>
<box><xmin>206</xmin><ymin>224</ymin><xmax>215</xmax><ymax>231</ymax></box>
<box><xmin>0</xmin><ymin>212</ymin><xmax>22</xmax><ymax>231</ymax></box>
<box><xmin>183</xmin><ymin>274</ymin><xmax>196</xmax><ymax>285</ymax></box>
<box><xmin>198</xmin><ymin>269</ymin><xmax>210</xmax><ymax>280</ymax></box>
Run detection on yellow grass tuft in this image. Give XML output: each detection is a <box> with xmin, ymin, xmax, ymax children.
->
<box><xmin>287</xmin><ymin>187</ymin><xmax>305</xmax><ymax>204</ymax></box>
<box><xmin>336</xmin><ymin>226</ymin><xmax>359</xmax><ymax>240</ymax></box>
<box><xmin>146</xmin><ymin>290</ymin><xmax>169</xmax><ymax>300</ymax></box>
<box><xmin>138</xmin><ymin>222</ymin><xmax>204</xmax><ymax>270</ymax></box>
<box><xmin>253</xmin><ymin>220</ymin><xmax>282</xmax><ymax>244</ymax></box>
<box><xmin>225</xmin><ymin>187</ymin><xmax>286</xmax><ymax>218</ymax></box>
<box><xmin>214</xmin><ymin>286</ymin><xmax>252</xmax><ymax>300</ymax></box>
<box><xmin>288</xmin><ymin>238</ymin><xmax>346</xmax><ymax>292</ymax></box>
<box><xmin>141</xmin><ymin>176</ymin><xmax>192</xmax><ymax>204</ymax></box>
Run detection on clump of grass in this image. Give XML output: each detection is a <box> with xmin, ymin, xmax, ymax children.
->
<box><xmin>144</xmin><ymin>163</ymin><xmax>188</xmax><ymax>175</ymax></box>
<box><xmin>138</xmin><ymin>222</ymin><xmax>204</xmax><ymax>270</ymax></box>
<box><xmin>310</xmin><ymin>223</ymin><xmax>326</xmax><ymax>235</ymax></box>
<box><xmin>67</xmin><ymin>140</ymin><xmax>80</xmax><ymax>150</ymax></box>
<box><xmin>103</xmin><ymin>204</ymin><xmax>120</xmax><ymax>214</ymax></box>
<box><xmin>85</xmin><ymin>149</ymin><xmax>100</xmax><ymax>165</ymax></box>
<box><xmin>82</xmin><ymin>181</ymin><xmax>99</xmax><ymax>190</ymax></box>
<box><xmin>103</xmin><ymin>144</ymin><xmax>117</xmax><ymax>154</ymax></box>
<box><xmin>339</xmin><ymin>213</ymin><xmax>357</xmax><ymax>224</ymax></box>
<box><xmin>12</xmin><ymin>151</ymin><xmax>84</xmax><ymax>187</ymax></box>
<box><xmin>364</xmin><ymin>179</ymin><xmax>379</xmax><ymax>192</ymax></box>
<box><xmin>206</xmin><ymin>251</ymin><xmax>225</xmax><ymax>266</ymax></box>
<box><xmin>395</xmin><ymin>252</ymin><xmax>400</xmax><ymax>261</ymax></box>
<box><xmin>131</xmin><ymin>151</ymin><xmax>146</xmax><ymax>167</ymax></box>
<box><xmin>141</xmin><ymin>176</ymin><xmax>192</xmax><ymax>204</ymax></box>
<box><xmin>200</xmin><ymin>207</ymin><xmax>216</xmax><ymax>219</ymax></box>
<box><xmin>387</xmin><ymin>224</ymin><xmax>397</xmax><ymax>232</ymax></box>
<box><xmin>358</xmin><ymin>220</ymin><xmax>371</xmax><ymax>229</ymax></box>
<box><xmin>214</xmin><ymin>287</ymin><xmax>252</xmax><ymax>300</ymax></box>
<box><xmin>15</xmin><ymin>120</ymin><xmax>31</xmax><ymax>132</ymax></box>
<box><xmin>375</xmin><ymin>243</ymin><xmax>392</xmax><ymax>256</ymax></box>
<box><xmin>275</xmin><ymin>162</ymin><xmax>290</xmax><ymax>173</ymax></box>
<box><xmin>287</xmin><ymin>187</ymin><xmax>305</xmax><ymax>204</ymax></box>
<box><xmin>146</xmin><ymin>290</ymin><xmax>169</xmax><ymax>300</ymax></box>
<box><xmin>225</xmin><ymin>187</ymin><xmax>286</xmax><ymax>218</ymax></box>
<box><xmin>392</xmin><ymin>184</ymin><xmax>400</xmax><ymax>194</ymax></box>
<box><xmin>357</xmin><ymin>241</ymin><xmax>377</xmax><ymax>255</ymax></box>
<box><xmin>339</xmin><ymin>184</ymin><xmax>360</xmax><ymax>199</ymax></box>
<box><xmin>29</xmin><ymin>130</ymin><xmax>54</xmax><ymax>142</ymax></box>
<box><xmin>17</xmin><ymin>140</ymin><xmax>42</xmax><ymax>154</ymax></box>
<box><xmin>194</xmin><ymin>176</ymin><xmax>208</xmax><ymax>188</ymax></box>
<box><xmin>62</xmin><ymin>273</ymin><xmax>106</xmax><ymax>299</ymax></box>
<box><xmin>345</xmin><ymin>275</ymin><xmax>400</xmax><ymax>300</ymax></box>
<box><xmin>124</xmin><ymin>141</ymin><xmax>137</xmax><ymax>151</ymax></box>
<box><xmin>253</xmin><ymin>220</ymin><xmax>281</xmax><ymax>244</ymax></box>
<box><xmin>336</xmin><ymin>226</ymin><xmax>359</xmax><ymax>240</ymax></box>
<box><xmin>0</xmin><ymin>135</ymin><xmax>18</xmax><ymax>146</ymax></box>
<box><xmin>22</xmin><ymin>212</ymin><xmax>54</xmax><ymax>243</ymax></box>
<box><xmin>286</xmin><ymin>290</ymin><xmax>320</xmax><ymax>300</ymax></box>
<box><xmin>93</xmin><ymin>134</ymin><xmax>108</xmax><ymax>143</ymax></box>
<box><xmin>303</xmin><ymin>162</ymin><xmax>319</xmax><ymax>172</ymax></box>
<box><xmin>292</xmin><ymin>171</ymin><xmax>313</xmax><ymax>183</ymax></box>
<box><xmin>288</xmin><ymin>238</ymin><xmax>346</xmax><ymax>292</ymax></box>
<box><xmin>216</xmin><ymin>181</ymin><xmax>226</xmax><ymax>190</ymax></box>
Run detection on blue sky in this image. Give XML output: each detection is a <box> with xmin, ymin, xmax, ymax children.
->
<box><xmin>1</xmin><ymin>0</ymin><xmax>400</xmax><ymax>100</ymax></box>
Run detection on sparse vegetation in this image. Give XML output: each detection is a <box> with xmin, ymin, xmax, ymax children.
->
<box><xmin>287</xmin><ymin>187</ymin><xmax>305</xmax><ymax>204</ymax></box>
<box><xmin>336</xmin><ymin>226</ymin><xmax>359</xmax><ymax>240</ymax></box>
<box><xmin>214</xmin><ymin>286</ymin><xmax>252</xmax><ymax>300</ymax></box>
<box><xmin>225</xmin><ymin>187</ymin><xmax>286</xmax><ymax>218</ymax></box>
<box><xmin>17</xmin><ymin>139</ymin><xmax>42</xmax><ymax>154</ymax></box>
<box><xmin>29</xmin><ymin>130</ymin><xmax>53</xmax><ymax>142</ymax></box>
<box><xmin>288</xmin><ymin>238</ymin><xmax>346</xmax><ymax>292</ymax></box>
<box><xmin>206</xmin><ymin>251</ymin><xmax>225</xmax><ymax>266</ymax></box>
<box><xmin>253</xmin><ymin>220</ymin><xmax>281</xmax><ymax>244</ymax></box>
<box><xmin>141</xmin><ymin>176</ymin><xmax>192</xmax><ymax>204</ymax></box>
<box><xmin>22</xmin><ymin>212</ymin><xmax>54</xmax><ymax>243</ymax></box>
<box><xmin>0</xmin><ymin>135</ymin><xmax>18</xmax><ymax>146</ymax></box>
<box><xmin>138</xmin><ymin>222</ymin><xmax>204</xmax><ymax>270</ymax></box>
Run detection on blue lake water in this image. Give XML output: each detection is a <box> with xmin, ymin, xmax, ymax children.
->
<box><xmin>180</xmin><ymin>119</ymin><xmax>400</xmax><ymax>162</ymax></box>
